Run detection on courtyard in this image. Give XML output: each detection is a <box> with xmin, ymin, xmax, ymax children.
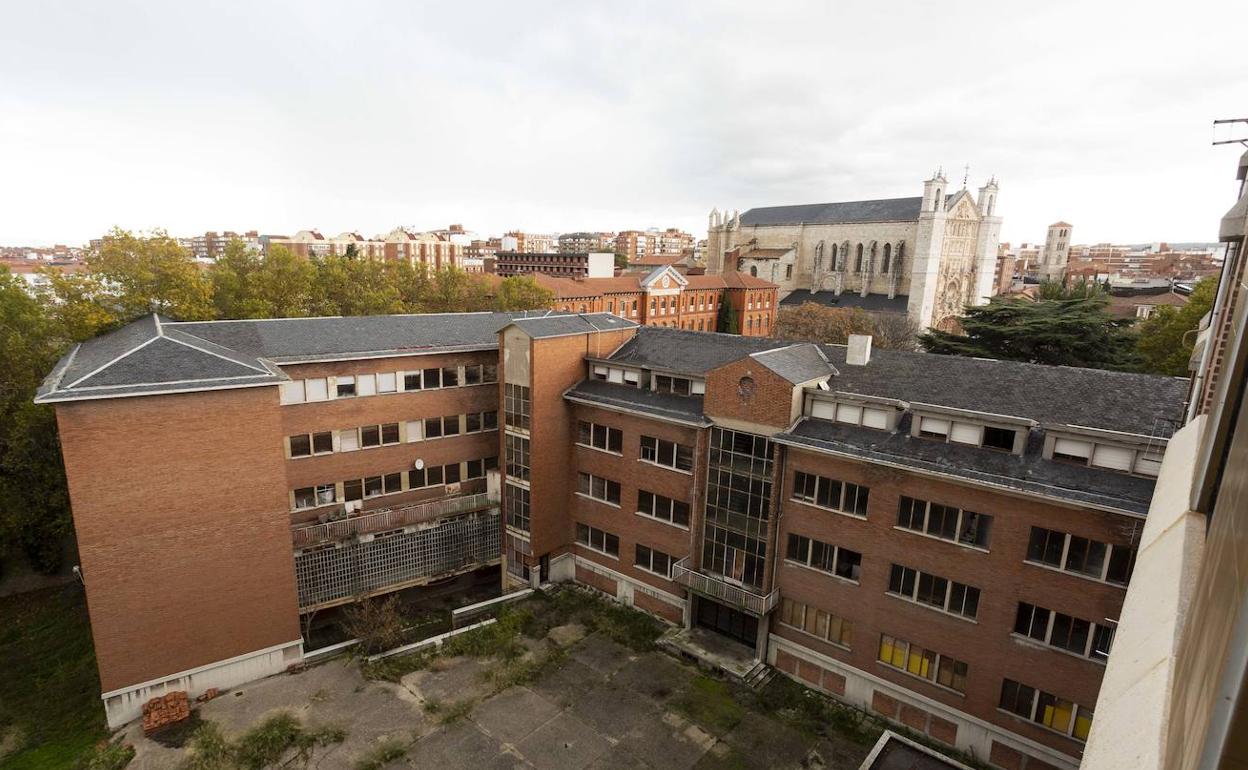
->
<box><xmin>112</xmin><ymin>588</ymin><xmax>902</xmax><ymax>770</ymax></box>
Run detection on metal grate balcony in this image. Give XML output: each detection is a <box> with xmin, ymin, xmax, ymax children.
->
<box><xmin>671</xmin><ymin>556</ymin><xmax>780</xmax><ymax>616</ymax></box>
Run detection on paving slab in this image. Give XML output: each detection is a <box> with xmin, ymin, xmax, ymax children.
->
<box><xmin>513</xmin><ymin>711</ymin><xmax>613</xmax><ymax>770</ymax></box>
<box><xmin>407</xmin><ymin>721</ymin><xmax>504</xmax><ymax>768</ymax></box>
<box><xmin>530</xmin><ymin>658</ymin><xmax>608</xmax><ymax>706</ymax></box>
<box><xmin>612</xmin><ymin>711</ymin><xmax>714</xmax><ymax>770</ymax></box>
<box><xmin>611</xmin><ymin>652</ymin><xmax>695</xmax><ymax>702</ymax></box>
<box><xmin>401</xmin><ymin>655</ymin><xmax>497</xmax><ymax>705</ymax></box>
<box><xmin>471</xmin><ymin>686</ymin><xmax>562</xmax><ymax>745</ymax></box>
<box><xmin>567</xmin><ymin>681</ymin><xmax>657</xmax><ymax>740</ymax></box>
<box><xmin>569</xmin><ymin>633</ymin><xmax>635</xmax><ymax>677</ymax></box>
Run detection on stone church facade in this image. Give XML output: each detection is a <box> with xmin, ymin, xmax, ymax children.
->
<box><xmin>705</xmin><ymin>171</ymin><xmax>1002</xmax><ymax>331</ymax></box>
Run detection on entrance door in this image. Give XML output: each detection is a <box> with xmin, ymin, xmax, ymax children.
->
<box><xmin>695</xmin><ymin>597</ymin><xmax>759</xmax><ymax>648</ymax></box>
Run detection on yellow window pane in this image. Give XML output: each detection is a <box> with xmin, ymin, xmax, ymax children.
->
<box><xmin>1074</xmin><ymin>711</ymin><xmax>1093</xmax><ymax>741</ymax></box>
<box><xmin>1045</xmin><ymin>700</ymin><xmax>1074</xmax><ymax>733</ymax></box>
<box><xmin>815</xmin><ymin>610</ymin><xmax>830</xmax><ymax>638</ymax></box>
<box><xmin>878</xmin><ymin>636</ymin><xmax>894</xmax><ymax>663</ymax></box>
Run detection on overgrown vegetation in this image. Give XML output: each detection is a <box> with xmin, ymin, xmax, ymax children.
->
<box><xmin>673</xmin><ymin>676</ymin><xmax>746</xmax><ymax>734</ymax></box>
<box><xmin>0</xmin><ymin>585</ymin><xmax>107</xmax><ymax>769</ymax></box>
<box><xmin>352</xmin><ymin>738</ymin><xmax>408</xmax><ymax>770</ymax></box>
<box><xmin>177</xmin><ymin>713</ymin><xmax>346</xmax><ymax>770</ymax></box>
<box><xmin>73</xmin><ymin>739</ymin><xmax>135</xmax><ymax>770</ymax></box>
<box><xmin>773</xmin><ymin>302</ymin><xmax>921</xmax><ymax>350</ymax></box>
<box><xmin>341</xmin><ymin>595</ymin><xmax>409</xmax><ymax>655</ymax></box>
<box><xmin>1135</xmin><ymin>277</ymin><xmax>1218</xmax><ymax>375</ymax></box>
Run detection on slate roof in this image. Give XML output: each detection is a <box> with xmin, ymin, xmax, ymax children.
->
<box><xmin>503</xmin><ymin>313</ymin><xmax>636</xmax><ymax>339</ymax></box>
<box><xmin>779</xmin><ymin>291</ymin><xmax>911</xmax><ymax>314</ymax></box>
<box><xmin>780</xmin><ymin>415</ymin><xmax>1159</xmax><ymax>514</ymax></box>
<box><xmin>750</xmin><ymin>344</ymin><xmax>838</xmax><ymax>384</ymax></box>
<box><xmin>564</xmin><ymin>379</ymin><xmax>709</xmax><ymax>426</ymax></box>
<box><xmin>740</xmin><ymin>195</ymin><xmax>949</xmax><ymax>227</ymax></box>
<box><xmin>604</xmin><ymin>327</ymin><xmax>1187</xmax><ymax>437</ymax></box>
<box><xmin>35</xmin><ymin>310</ymin><xmax>616</xmax><ymax>403</ymax></box>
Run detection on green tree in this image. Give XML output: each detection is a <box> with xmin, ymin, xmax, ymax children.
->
<box><xmin>213</xmin><ymin>241</ymin><xmax>318</xmax><ymax>319</ymax></box>
<box><xmin>1037</xmin><ymin>278</ymin><xmax>1105</xmax><ymax>301</ymax></box>
<box><xmin>614</xmin><ymin>252</ymin><xmax>629</xmax><ymax>271</ymax></box>
<box><xmin>493</xmin><ymin>276</ymin><xmax>555</xmax><ymax>311</ymax></box>
<box><xmin>1136</xmin><ymin>279</ymin><xmax>1218</xmax><ymax>375</ymax></box>
<box><xmin>0</xmin><ymin>269</ymin><xmax>73</xmax><ymax>572</ymax></box>
<box><xmin>919</xmin><ymin>294</ymin><xmax>1139</xmax><ymax>370</ymax></box>
<box><xmin>716</xmin><ymin>297</ymin><xmax>738</xmax><ymax>334</ymax></box>
<box><xmin>88</xmin><ymin>228</ymin><xmax>215</xmax><ymax>321</ymax></box>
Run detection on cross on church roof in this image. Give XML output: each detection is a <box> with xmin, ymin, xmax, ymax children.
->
<box><xmin>962</xmin><ymin>164</ymin><xmax>970</xmax><ymax>189</ymax></box>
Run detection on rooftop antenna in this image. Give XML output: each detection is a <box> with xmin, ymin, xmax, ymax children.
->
<box><xmin>1212</xmin><ymin>118</ymin><xmax>1248</xmax><ymax>147</ymax></box>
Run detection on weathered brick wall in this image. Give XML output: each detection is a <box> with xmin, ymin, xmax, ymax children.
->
<box><xmin>56</xmin><ymin>386</ymin><xmax>300</xmax><ymax>694</ymax></box>
<box><xmin>703</xmin><ymin>356</ymin><xmax>797</xmax><ymax>429</ymax></box>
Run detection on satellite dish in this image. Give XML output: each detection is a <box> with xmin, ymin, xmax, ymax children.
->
<box><xmin>413</xmin><ymin>458</ymin><xmax>425</xmax><ymax>470</ymax></box>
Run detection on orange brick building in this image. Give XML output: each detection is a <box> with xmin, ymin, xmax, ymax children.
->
<box><xmin>41</xmin><ymin>311</ymin><xmax>1183</xmax><ymax>768</ymax></box>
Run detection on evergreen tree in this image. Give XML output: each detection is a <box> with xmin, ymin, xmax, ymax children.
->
<box><xmin>919</xmin><ymin>294</ymin><xmax>1138</xmax><ymax>370</ymax></box>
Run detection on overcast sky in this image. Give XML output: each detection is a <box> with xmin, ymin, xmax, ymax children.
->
<box><xmin>2</xmin><ymin>1</ymin><xmax>1246</xmax><ymax>248</ymax></box>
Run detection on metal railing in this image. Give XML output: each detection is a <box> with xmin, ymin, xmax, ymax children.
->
<box><xmin>291</xmin><ymin>492</ymin><xmax>497</xmax><ymax>549</ymax></box>
<box><xmin>671</xmin><ymin>556</ymin><xmax>780</xmax><ymax>616</ymax></box>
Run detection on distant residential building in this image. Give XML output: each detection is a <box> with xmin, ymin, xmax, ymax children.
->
<box><xmin>531</xmin><ymin>264</ymin><xmax>778</xmax><ymax>336</ymax></box>
<box><xmin>615</xmin><ymin>228</ymin><xmax>695</xmax><ymax>263</ymax></box>
<box><xmin>466</xmin><ymin>238</ymin><xmax>501</xmax><ymax>261</ymax></box>
<box><xmin>557</xmin><ymin>232</ymin><xmax>616</xmax><ymax>254</ymax></box>
<box><xmin>496</xmin><ymin>251</ymin><xmax>615</xmax><ymax>279</ymax></box>
<box><xmin>502</xmin><ymin>232</ymin><xmax>556</xmax><ymax>254</ymax></box>
<box><xmin>383</xmin><ymin>228</ymin><xmax>463</xmax><ymax>269</ymax></box>
<box><xmin>180</xmin><ymin>230</ymin><xmax>261</xmax><ymax>262</ymax></box>
<box><xmin>266</xmin><ymin>231</ymin><xmax>386</xmax><ymax>260</ymax></box>
<box><xmin>1</xmin><ymin>257</ymin><xmax>88</xmax><ymax>295</ymax></box>
<box><xmin>429</xmin><ymin>224</ymin><xmax>475</xmax><ymax>247</ymax></box>
<box><xmin>1066</xmin><ymin>242</ymin><xmax>1220</xmax><ymax>282</ymax></box>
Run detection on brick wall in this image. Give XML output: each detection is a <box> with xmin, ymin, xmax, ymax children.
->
<box><xmin>703</xmin><ymin>356</ymin><xmax>797</xmax><ymax>429</ymax></box>
<box><xmin>55</xmin><ymin>386</ymin><xmax>300</xmax><ymax>694</ymax></box>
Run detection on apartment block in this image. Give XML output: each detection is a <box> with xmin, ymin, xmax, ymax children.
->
<box><xmin>383</xmin><ymin>228</ymin><xmax>463</xmax><ymax>269</ymax></box>
<box><xmin>41</xmin><ymin>308</ymin><xmax>1182</xmax><ymax>767</ymax></box>
<box><xmin>615</xmin><ymin>228</ymin><xmax>695</xmax><ymax>263</ymax></box>
<box><xmin>265</xmin><ymin>230</ymin><xmax>387</xmax><ymax>260</ymax></box>
<box><xmin>495</xmin><ymin>251</ymin><xmax>615</xmax><ymax>279</ymax></box>
<box><xmin>531</xmin><ymin>264</ymin><xmax>779</xmax><ymax>336</ymax></box>
<box><xmin>180</xmin><ymin>230</ymin><xmax>261</xmax><ymax>261</ymax></box>
<box><xmin>557</xmin><ymin>232</ymin><xmax>616</xmax><ymax>254</ymax></box>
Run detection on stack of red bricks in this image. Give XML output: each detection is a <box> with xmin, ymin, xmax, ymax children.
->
<box><xmin>141</xmin><ymin>691</ymin><xmax>190</xmax><ymax>735</ymax></box>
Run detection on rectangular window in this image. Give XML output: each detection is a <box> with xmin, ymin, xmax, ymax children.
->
<box><xmin>505</xmin><ymin>483</ymin><xmax>530</xmax><ymax>532</ymax></box>
<box><xmin>361</xmin><ymin>425</ymin><xmax>381</xmax><ymax>448</ymax></box>
<box><xmin>1014</xmin><ymin>601</ymin><xmax>1114</xmax><ymax>661</ymax></box>
<box><xmin>377</xmin><ymin>372</ymin><xmax>397</xmax><ymax>393</ymax></box>
<box><xmin>577</xmin><ymin>421</ymin><xmax>623</xmax><ymax>453</ymax></box>
<box><xmin>576</xmin><ymin>523</ymin><xmax>619</xmax><ymax>557</ymax></box>
<box><xmin>383</xmin><ymin>472</ymin><xmax>402</xmax><ymax>494</ymax></box>
<box><xmin>999</xmin><ymin>679</ymin><xmax>1093</xmax><ymax>742</ymax></box>
<box><xmin>293</xmin><ymin>486</ymin><xmax>317</xmax><ymax>509</ymax></box>
<box><xmin>280</xmin><ymin>380</ymin><xmax>306</xmax><ymax>404</ymax></box>
<box><xmin>482</xmin><ymin>364</ymin><xmax>498</xmax><ymax>384</ymax></box>
<box><xmin>483</xmin><ymin>410</ymin><xmax>498</xmax><ymax>430</ymax></box>
<box><xmin>897</xmin><ymin>496</ymin><xmax>993</xmax><ymax>549</ymax></box>
<box><xmin>636</xmin><ymin>490</ymin><xmax>690</xmax><ymax>526</ymax></box>
<box><xmin>444</xmin><ymin>463</ymin><xmax>461</xmax><ymax>484</ymax></box>
<box><xmin>312</xmin><ymin>431</ymin><xmax>333</xmax><ymax>454</ymax></box>
<box><xmin>640</xmin><ymin>435</ymin><xmax>694</xmax><ymax>471</ymax></box>
<box><xmin>442</xmin><ymin>415</ymin><xmax>461</xmax><ymax>437</ymax></box>
<box><xmin>918</xmin><ymin>416</ymin><xmax>950</xmax><ymax>439</ymax></box>
<box><xmin>466</xmin><ymin>412</ymin><xmax>482</xmax><ymax>433</ymax></box>
<box><xmin>339</xmin><ymin>428</ymin><xmax>359</xmax><ymax>452</ymax></box>
<box><xmin>464</xmin><ymin>364</ymin><xmax>483</xmax><ymax>386</ymax></box>
<box><xmin>1053</xmin><ymin>437</ymin><xmax>1092</xmax><ymax>465</ymax></box>
<box><xmin>465</xmin><ymin>458</ymin><xmax>484</xmax><ymax>479</ymax></box>
<box><xmin>305</xmin><ymin>378</ymin><xmax>329</xmax><ymax>402</ymax></box>
<box><xmin>505</xmin><ymin>434</ymin><xmax>530</xmax><ymax>482</ymax></box>
<box><xmin>422</xmin><ymin>368</ymin><xmax>441</xmax><ymax>389</ymax></box>
<box><xmin>1026</xmin><ymin>527</ymin><xmax>1134</xmax><ymax>585</ymax></box>
<box><xmin>634</xmin><ymin>544</ymin><xmax>675</xmax><ymax>578</ymax></box>
<box><xmin>577</xmin><ymin>472</ymin><xmax>621</xmax><ymax>505</ymax></box>
<box><xmin>380</xmin><ymin>423</ymin><xmax>400</xmax><ymax>445</ymax></box>
<box><xmin>877</xmin><ymin>634</ymin><xmax>968</xmax><ymax>693</ymax></box>
<box><xmin>424</xmin><ymin>417</ymin><xmax>443</xmax><ymax>439</ymax></box>
<box><xmin>290</xmin><ymin>434</ymin><xmax>312</xmax><ymax>457</ymax></box>
<box><xmin>887</xmin><ymin>563</ymin><xmax>979</xmax><ymax>619</ymax></box>
<box><xmin>403</xmin><ymin>371</ymin><xmax>422</xmax><ymax>391</ymax></box>
<box><xmin>792</xmin><ymin>471</ymin><xmax>869</xmax><ymax>516</ymax></box>
<box><xmin>504</xmin><ymin>384</ymin><xmax>531</xmax><ymax>431</ymax></box>
<box><xmin>982</xmin><ymin>426</ymin><xmax>1017</xmax><ymax>451</ymax></box>
<box><xmin>344</xmin><ymin>479</ymin><xmax>363</xmax><ymax>501</ymax></box>
<box><xmin>653</xmin><ymin>374</ymin><xmax>692</xmax><ymax>395</ymax></box>
<box><xmin>364</xmin><ymin>475</ymin><xmax>383</xmax><ymax>497</ymax></box>
<box><xmin>356</xmin><ymin>374</ymin><xmax>376</xmax><ymax>397</ymax></box>
<box><xmin>786</xmin><ymin>532</ymin><xmax>861</xmax><ymax>582</ymax></box>
<box><xmin>336</xmin><ymin>376</ymin><xmax>356</xmax><ymax>398</ymax></box>
<box><xmin>779</xmin><ymin>598</ymin><xmax>852</xmax><ymax>648</ymax></box>
<box><xmin>441</xmin><ymin>367</ymin><xmax>459</xmax><ymax>387</ymax></box>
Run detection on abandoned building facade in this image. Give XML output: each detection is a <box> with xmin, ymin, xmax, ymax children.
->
<box><xmin>38</xmin><ymin>310</ymin><xmax>1183</xmax><ymax>769</ymax></box>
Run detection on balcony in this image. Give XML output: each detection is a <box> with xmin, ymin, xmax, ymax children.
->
<box><xmin>671</xmin><ymin>556</ymin><xmax>780</xmax><ymax>616</ymax></box>
<box><xmin>291</xmin><ymin>492</ymin><xmax>498</xmax><ymax>549</ymax></box>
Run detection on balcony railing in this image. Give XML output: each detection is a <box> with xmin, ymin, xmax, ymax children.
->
<box><xmin>671</xmin><ymin>556</ymin><xmax>780</xmax><ymax>616</ymax></box>
<box><xmin>292</xmin><ymin>492</ymin><xmax>498</xmax><ymax>549</ymax></box>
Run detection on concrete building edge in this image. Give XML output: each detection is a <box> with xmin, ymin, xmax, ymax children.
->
<box><xmin>765</xmin><ymin>634</ymin><xmax>1080</xmax><ymax>770</ymax></box>
<box><xmin>102</xmin><ymin>639</ymin><xmax>304</xmax><ymax>729</ymax></box>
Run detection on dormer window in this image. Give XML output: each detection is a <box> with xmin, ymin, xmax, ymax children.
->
<box><xmin>982</xmin><ymin>426</ymin><xmax>1017</xmax><ymax>452</ymax></box>
<box><xmin>918</xmin><ymin>416</ymin><xmax>949</xmax><ymax>440</ymax></box>
<box><xmin>1052</xmin><ymin>438</ymin><xmax>1092</xmax><ymax>466</ymax></box>
<box><xmin>655</xmin><ymin>374</ymin><xmax>692</xmax><ymax>396</ymax></box>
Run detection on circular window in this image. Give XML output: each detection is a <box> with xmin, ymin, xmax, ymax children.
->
<box><xmin>737</xmin><ymin>376</ymin><xmax>756</xmax><ymax>402</ymax></box>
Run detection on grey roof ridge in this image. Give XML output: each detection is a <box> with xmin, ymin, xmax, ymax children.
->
<box><xmin>37</xmin><ymin>342</ymin><xmax>80</xmax><ymax>399</ymax></box>
<box><xmin>775</xmin><ymin>419</ymin><xmax>1147</xmax><ymax>516</ymax></box>
<box><xmin>66</xmin><ymin>371</ymin><xmax>279</xmax><ymax>392</ymax></box>
<box><xmin>161</xmin><ymin>327</ymin><xmax>271</xmax><ymax>374</ymax></box>
<box><xmin>746</xmin><ymin>194</ymin><xmax>922</xmax><ymax>211</ymax></box>
<box><xmin>164</xmin><ymin>309</ymin><xmax>509</xmax><ymax>325</ymax></box>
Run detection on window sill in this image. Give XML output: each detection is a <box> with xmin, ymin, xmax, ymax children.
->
<box><xmin>883</xmin><ymin>592</ymin><xmax>978</xmax><ymax>624</ymax></box>
<box><xmin>1022</xmin><ymin>560</ymin><xmax>1127</xmax><ymax>590</ymax></box>
<box><xmin>892</xmin><ymin>526</ymin><xmax>990</xmax><ymax>554</ymax></box>
<box><xmin>504</xmin><ymin>525</ymin><xmax>530</xmax><ymax>540</ymax></box>
<box><xmin>575</xmin><ymin>492</ymin><xmax>621</xmax><ymax>509</ymax></box>
<box><xmin>874</xmin><ymin>662</ymin><xmax>967</xmax><ymax>699</ymax></box>
<box><xmin>638</xmin><ymin>459</ymin><xmax>694</xmax><ymax>476</ymax></box>
<box><xmin>634</xmin><ymin>565</ymin><xmax>676</xmax><ymax>581</ymax></box>
<box><xmin>1008</xmin><ymin>633</ymin><xmax>1108</xmax><ymax>666</ymax></box>
<box><xmin>634</xmin><ymin>512</ymin><xmax>691</xmax><ymax>531</ymax></box>
<box><xmin>789</xmin><ymin>498</ymin><xmax>868</xmax><ymax>521</ymax></box>
<box><xmin>574</xmin><ymin>543</ymin><xmax>620</xmax><ymax>561</ymax></box>
<box><xmin>576</xmin><ymin>444</ymin><xmax>624</xmax><ymax>457</ymax></box>
<box><xmin>994</xmin><ymin>709</ymin><xmax>1086</xmax><ymax>745</ymax></box>
<box><xmin>782</xmin><ymin>559</ymin><xmax>860</xmax><ymax>587</ymax></box>
<box><xmin>777</xmin><ymin>621</ymin><xmax>852</xmax><ymax>653</ymax></box>
<box><xmin>289</xmin><ymin>450</ymin><xmax>336</xmax><ymax>460</ymax></box>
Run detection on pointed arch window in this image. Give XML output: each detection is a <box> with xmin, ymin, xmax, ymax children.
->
<box><xmin>855</xmin><ymin>244</ymin><xmax>864</xmax><ymax>273</ymax></box>
<box><xmin>882</xmin><ymin>243</ymin><xmax>892</xmax><ymax>274</ymax></box>
<box><xmin>830</xmin><ymin>243</ymin><xmax>839</xmax><ymax>270</ymax></box>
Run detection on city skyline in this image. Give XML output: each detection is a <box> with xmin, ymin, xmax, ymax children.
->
<box><xmin>2</xmin><ymin>1</ymin><xmax>1246</xmax><ymax>245</ymax></box>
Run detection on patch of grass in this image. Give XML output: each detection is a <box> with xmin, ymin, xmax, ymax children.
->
<box><xmin>753</xmin><ymin>675</ymin><xmax>880</xmax><ymax>744</ymax></box>
<box><xmin>435</xmin><ymin>699</ymin><xmax>476</xmax><ymax>725</ymax></box>
<box><xmin>0</xmin><ymin>585</ymin><xmax>107</xmax><ymax>769</ymax></box>
<box><xmin>177</xmin><ymin>713</ymin><xmax>347</xmax><ymax>770</ymax></box>
<box><xmin>74</xmin><ymin>739</ymin><xmax>135</xmax><ymax>770</ymax></box>
<box><xmin>673</xmin><ymin>675</ymin><xmax>746</xmax><ymax>735</ymax></box>
<box><xmin>539</xmin><ymin>586</ymin><xmax>664</xmax><ymax>651</ymax></box>
<box><xmin>353</xmin><ymin>738</ymin><xmax>408</xmax><ymax>770</ymax></box>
